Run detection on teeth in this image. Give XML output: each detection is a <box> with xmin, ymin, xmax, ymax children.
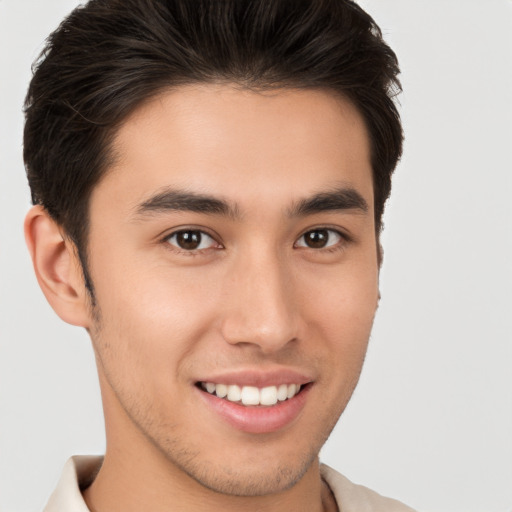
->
<box><xmin>227</xmin><ymin>385</ymin><xmax>241</xmax><ymax>402</ymax></box>
<box><xmin>201</xmin><ymin>382</ymin><xmax>302</xmax><ymax>406</ymax></box>
<box><xmin>241</xmin><ymin>386</ymin><xmax>260</xmax><ymax>405</ymax></box>
<box><xmin>287</xmin><ymin>384</ymin><xmax>297</xmax><ymax>399</ymax></box>
<box><xmin>277</xmin><ymin>384</ymin><xmax>288</xmax><ymax>401</ymax></box>
<box><xmin>260</xmin><ymin>386</ymin><xmax>278</xmax><ymax>406</ymax></box>
<box><xmin>216</xmin><ymin>383</ymin><xmax>228</xmax><ymax>398</ymax></box>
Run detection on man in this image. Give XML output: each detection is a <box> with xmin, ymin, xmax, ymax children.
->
<box><xmin>23</xmin><ymin>0</ymin><xmax>414</xmax><ymax>510</ymax></box>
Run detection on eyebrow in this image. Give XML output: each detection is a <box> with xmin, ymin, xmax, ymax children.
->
<box><xmin>289</xmin><ymin>187</ymin><xmax>369</xmax><ymax>217</ymax></box>
<box><xmin>133</xmin><ymin>188</ymin><xmax>240</xmax><ymax>220</ymax></box>
<box><xmin>133</xmin><ymin>185</ymin><xmax>368</xmax><ymax>221</ymax></box>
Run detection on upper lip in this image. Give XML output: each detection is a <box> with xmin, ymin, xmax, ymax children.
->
<box><xmin>196</xmin><ymin>368</ymin><xmax>314</xmax><ymax>388</ymax></box>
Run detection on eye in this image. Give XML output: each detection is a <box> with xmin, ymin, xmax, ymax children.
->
<box><xmin>295</xmin><ymin>228</ymin><xmax>343</xmax><ymax>249</ymax></box>
<box><xmin>166</xmin><ymin>230</ymin><xmax>218</xmax><ymax>251</ymax></box>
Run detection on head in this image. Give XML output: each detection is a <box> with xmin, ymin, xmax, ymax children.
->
<box><xmin>24</xmin><ymin>0</ymin><xmax>401</xmax><ymax>297</ymax></box>
<box><xmin>23</xmin><ymin>0</ymin><xmax>402</xmax><ymax>501</ymax></box>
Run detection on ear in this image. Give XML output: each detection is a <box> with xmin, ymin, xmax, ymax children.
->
<box><xmin>376</xmin><ymin>242</ymin><xmax>383</xmax><ymax>306</ymax></box>
<box><xmin>377</xmin><ymin>241</ymin><xmax>384</xmax><ymax>269</ymax></box>
<box><xmin>24</xmin><ymin>205</ymin><xmax>92</xmax><ymax>328</ymax></box>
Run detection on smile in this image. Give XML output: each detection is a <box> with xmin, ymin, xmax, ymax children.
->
<box><xmin>199</xmin><ymin>382</ymin><xmax>302</xmax><ymax>406</ymax></box>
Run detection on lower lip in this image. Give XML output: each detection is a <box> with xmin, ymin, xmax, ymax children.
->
<box><xmin>197</xmin><ymin>385</ymin><xmax>311</xmax><ymax>434</ymax></box>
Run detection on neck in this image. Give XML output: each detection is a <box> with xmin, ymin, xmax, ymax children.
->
<box><xmin>83</xmin><ymin>450</ymin><xmax>336</xmax><ymax>512</ymax></box>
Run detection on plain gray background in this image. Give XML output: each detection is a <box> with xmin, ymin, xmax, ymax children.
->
<box><xmin>1</xmin><ymin>1</ymin><xmax>511</xmax><ymax>511</ymax></box>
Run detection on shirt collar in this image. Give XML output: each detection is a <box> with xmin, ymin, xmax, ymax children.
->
<box><xmin>43</xmin><ymin>456</ymin><xmax>103</xmax><ymax>512</ymax></box>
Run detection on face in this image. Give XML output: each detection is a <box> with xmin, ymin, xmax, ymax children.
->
<box><xmin>85</xmin><ymin>84</ymin><xmax>379</xmax><ymax>496</ymax></box>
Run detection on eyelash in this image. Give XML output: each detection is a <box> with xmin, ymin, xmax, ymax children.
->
<box><xmin>162</xmin><ymin>227</ymin><xmax>350</xmax><ymax>255</ymax></box>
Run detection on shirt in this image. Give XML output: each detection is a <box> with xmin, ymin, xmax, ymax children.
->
<box><xmin>43</xmin><ymin>456</ymin><xmax>416</xmax><ymax>512</ymax></box>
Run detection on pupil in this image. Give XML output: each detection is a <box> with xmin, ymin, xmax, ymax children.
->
<box><xmin>305</xmin><ymin>230</ymin><xmax>328</xmax><ymax>248</ymax></box>
<box><xmin>177</xmin><ymin>231</ymin><xmax>201</xmax><ymax>250</ymax></box>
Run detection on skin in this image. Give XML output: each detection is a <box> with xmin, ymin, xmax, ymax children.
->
<box><xmin>25</xmin><ymin>84</ymin><xmax>379</xmax><ymax>512</ymax></box>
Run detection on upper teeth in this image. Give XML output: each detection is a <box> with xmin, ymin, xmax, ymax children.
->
<box><xmin>201</xmin><ymin>383</ymin><xmax>302</xmax><ymax>406</ymax></box>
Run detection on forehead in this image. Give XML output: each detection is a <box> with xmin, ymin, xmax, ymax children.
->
<box><xmin>93</xmin><ymin>84</ymin><xmax>373</xmax><ymax>215</ymax></box>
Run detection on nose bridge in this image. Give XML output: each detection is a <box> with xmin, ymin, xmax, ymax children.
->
<box><xmin>221</xmin><ymin>246</ymin><xmax>298</xmax><ymax>352</ymax></box>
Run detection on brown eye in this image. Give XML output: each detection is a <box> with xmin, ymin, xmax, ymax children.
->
<box><xmin>296</xmin><ymin>229</ymin><xmax>342</xmax><ymax>249</ymax></box>
<box><xmin>167</xmin><ymin>230</ymin><xmax>217</xmax><ymax>251</ymax></box>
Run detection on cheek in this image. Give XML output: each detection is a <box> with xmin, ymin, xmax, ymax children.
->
<box><xmin>299</xmin><ymin>260</ymin><xmax>378</xmax><ymax>370</ymax></box>
<box><xmin>89</xmin><ymin>256</ymin><xmax>222</xmax><ymax>385</ymax></box>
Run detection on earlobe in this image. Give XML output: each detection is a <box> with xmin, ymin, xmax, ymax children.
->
<box><xmin>24</xmin><ymin>205</ymin><xmax>92</xmax><ymax>328</ymax></box>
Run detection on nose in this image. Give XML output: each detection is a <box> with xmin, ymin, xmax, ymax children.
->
<box><xmin>220</xmin><ymin>251</ymin><xmax>299</xmax><ymax>354</ymax></box>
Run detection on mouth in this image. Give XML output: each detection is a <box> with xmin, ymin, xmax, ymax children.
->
<box><xmin>194</xmin><ymin>369</ymin><xmax>313</xmax><ymax>433</ymax></box>
<box><xmin>197</xmin><ymin>381</ymin><xmax>305</xmax><ymax>406</ymax></box>
<box><xmin>195</xmin><ymin>377</ymin><xmax>312</xmax><ymax>433</ymax></box>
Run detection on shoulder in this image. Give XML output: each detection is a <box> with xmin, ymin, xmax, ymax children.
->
<box><xmin>321</xmin><ymin>464</ymin><xmax>417</xmax><ymax>512</ymax></box>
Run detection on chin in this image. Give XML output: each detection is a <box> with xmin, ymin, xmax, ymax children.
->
<box><xmin>168</xmin><ymin>446</ymin><xmax>318</xmax><ymax>497</ymax></box>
